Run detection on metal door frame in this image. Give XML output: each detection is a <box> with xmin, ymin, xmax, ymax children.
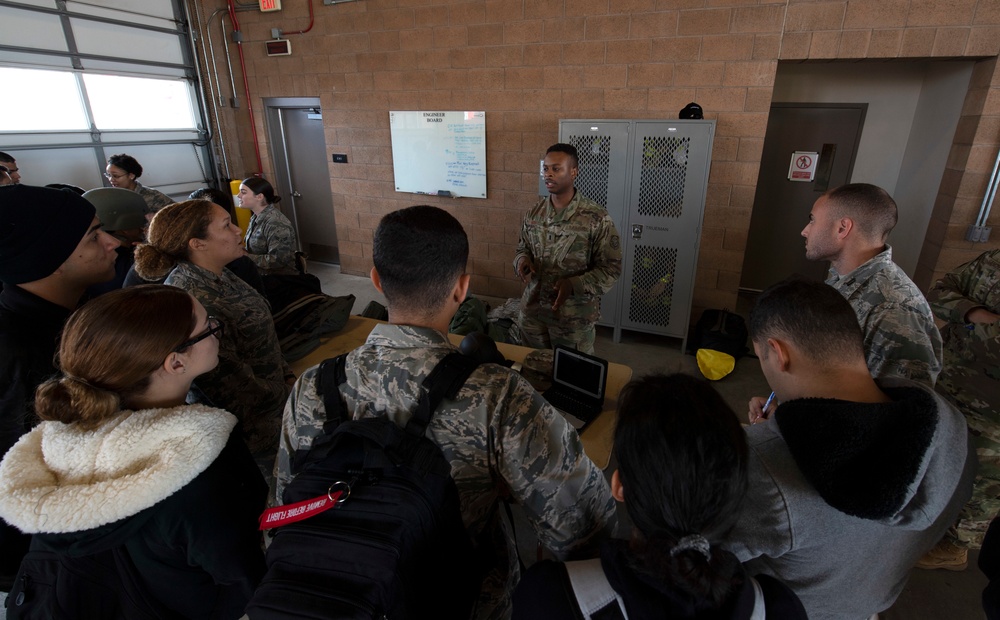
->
<box><xmin>739</xmin><ymin>102</ymin><xmax>867</xmax><ymax>291</ymax></box>
<box><xmin>263</xmin><ymin>96</ymin><xmax>324</xmax><ymax>254</ymax></box>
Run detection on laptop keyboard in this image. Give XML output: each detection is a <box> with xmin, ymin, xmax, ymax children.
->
<box><xmin>544</xmin><ymin>389</ymin><xmax>599</xmax><ymax>422</ymax></box>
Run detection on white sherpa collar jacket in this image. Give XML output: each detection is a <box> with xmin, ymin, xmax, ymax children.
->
<box><xmin>0</xmin><ymin>404</ymin><xmax>236</xmax><ymax>534</ymax></box>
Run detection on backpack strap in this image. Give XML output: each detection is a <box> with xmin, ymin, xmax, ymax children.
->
<box><xmin>290</xmin><ymin>355</ymin><xmax>350</xmax><ymax>475</ymax></box>
<box><xmin>564</xmin><ymin>558</ymin><xmax>628</xmax><ymax>620</ymax></box>
<box><xmin>316</xmin><ymin>353</ymin><xmax>349</xmax><ymax>434</ymax></box>
<box><xmin>406</xmin><ymin>352</ymin><xmax>480</xmax><ymax>437</ymax></box>
<box><xmin>313</xmin><ymin>351</ymin><xmax>479</xmax><ymax>440</ymax></box>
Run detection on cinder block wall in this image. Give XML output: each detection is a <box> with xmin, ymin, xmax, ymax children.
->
<box><xmin>200</xmin><ymin>0</ymin><xmax>1000</xmax><ymax>314</ymax></box>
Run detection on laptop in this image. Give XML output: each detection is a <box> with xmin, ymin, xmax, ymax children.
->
<box><xmin>542</xmin><ymin>346</ymin><xmax>609</xmax><ymax>430</ymax></box>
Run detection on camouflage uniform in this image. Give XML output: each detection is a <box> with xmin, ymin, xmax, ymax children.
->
<box><xmin>275</xmin><ymin>323</ymin><xmax>617</xmax><ymax>620</ymax></box>
<box><xmin>165</xmin><ymin>262</ymin><xmax>290</xmax><ymax>467</ymax></box>
<box><xmin>928</xmin><ymin>249</ymin><xmax>1000</xmax><ymax>548</ymax></box>
<box><xmin>826</xmin><ymin>245</ymin><xmax>942</xmax><ymax>388</ymax></box>
<box><xmin>245</xmin><ymin>204</ymin><xmax>299</xmax><ymax>275</ymax></box>
<box><xmin>513</xmin><ymin>192</ymin><xmax>622</xmax><ymax>354</ymax></box>
<box><xmin>133</xmin><ymin>181</ymin><xmax>173</xmax><ymax>214</ymax></box>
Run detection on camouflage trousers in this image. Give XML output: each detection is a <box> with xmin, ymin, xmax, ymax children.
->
<box><xmin>941</xmin><ymin>386</ymin><xmax>1000</xmax><ymax>549</ymax></box>
<box><xmin>518</xmin><ymin>306</ymin><xmax>595</xmax><ymax>355</ymax></box>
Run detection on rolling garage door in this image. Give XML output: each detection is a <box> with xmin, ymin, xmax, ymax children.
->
<box><xmin>0</xmin><ymin>0</ymin><xmax>214</xmax><ymax>196</ymax></box>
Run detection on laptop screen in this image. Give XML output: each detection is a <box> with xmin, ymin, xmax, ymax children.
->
<box><xmin>552</xmin><ymin>347</ymin><xmax>607</xmax><ymax>400</ymax></box>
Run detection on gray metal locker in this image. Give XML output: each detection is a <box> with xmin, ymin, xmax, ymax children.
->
<box><xmin>555</xmin><ymin>121</ymin><xmax>630</xmax><ymax>328</ymax></box>
<box><xmin>558</xmin><ymin>119</ymin><xmax>715</xmax><ymax>348</ymax></box>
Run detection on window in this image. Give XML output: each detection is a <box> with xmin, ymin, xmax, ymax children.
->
<box><xmin>84</xmin><ymin>73</ymin><xmax>197</xmax><ymax>130</ymax></box>
<box><xmin>0</xmin><ymin>67</ymin><xmax>88</xmax><ymax>131</ymax></box>
<box><xmin>0</xmin><ymin>0</ymin><xmax>213</xmax><ymax>195</ymax></box>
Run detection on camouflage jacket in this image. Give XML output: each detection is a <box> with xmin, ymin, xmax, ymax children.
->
<box><xmin>245</xmin><ymin>205</ymin><xmax>299</xmax><ymax>276</ymax></box>
<box><xmin>275</xmin><ymin>323</ymin><xmax>616</xmax><ymax>619</ymax></box>
<box><xmin>134</xmin><ymin>181</ymin><xmax>173</xmax><ymax>214</ymax></box>
<box><xmin>927</xmin><ymin>249</ymin><xmax>1000</xmax><ymax>426</ymax></box>
<box><xmin>165</xmin><ymin>262</ymin><xmax>290</xmax><ymax>456</ymax></box>
<box><xmin>513</xmin><ymin>191</ymin><xmax>622</xmax><ymax>323</ymax></box>
<box><xmin>826</xmin><ymin>246</ymin><xmax>942</xmax><ymax>388</ymax></box>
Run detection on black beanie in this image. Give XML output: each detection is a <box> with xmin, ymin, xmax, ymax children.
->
<box><xmin>0</xmin><ymin>184</ymin><xmax>96</xmax><ymax>284</ymax></box>
<box><xmin>679</xmin><ymin>102</ymin><xmax>704</xmax><ymax>119</ymax></box>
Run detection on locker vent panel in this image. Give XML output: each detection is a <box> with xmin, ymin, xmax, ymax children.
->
<box><xmin>638</xmin><ymin>136</ymin><xmax>689</xmax><ymax>218</ymax></box>
<box><xmin>628</xmin><ymin>245</ymin><xmax>678</xmax><ymax>327</ymax></box>
<box><xmin>567</xmin><ymin>134</ymin><xmax>612</xmax><ymax>206</ymax></box>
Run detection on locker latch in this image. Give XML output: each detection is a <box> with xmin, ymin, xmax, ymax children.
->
<box><xmin>631</xmin><ymin>224</ymin><xmax>643</xmax><ymax>239</ymax></box>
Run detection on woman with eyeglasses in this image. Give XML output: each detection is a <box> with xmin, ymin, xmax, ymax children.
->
<box><xmin>134</xmin><ymin>199</ymin><xmax>294</xmax><ymax>480</ymax></box>
<box><xmin>105</xmin><ymin>153</ymin><xmax>173</xmax><ymax>216</ymax></box>
<box><xmin>0</xmin><ymin>285</ymin><xmax>266</xmax><ymax>618</ymax></box>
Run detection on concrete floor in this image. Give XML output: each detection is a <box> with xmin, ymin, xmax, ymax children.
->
<box><xmin>311</xmin><ymin>262</ymin><xmax>989</xmax><ymax>620</ymax></box>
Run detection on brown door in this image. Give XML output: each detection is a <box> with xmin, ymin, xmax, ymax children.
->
<box><xmin>739</xmin><ymin>103</ymin><xmax>866</xmax><ymax>291</ymax></box>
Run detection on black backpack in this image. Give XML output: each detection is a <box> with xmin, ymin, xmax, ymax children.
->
<box><xmin>688</xmin><ymin>308</ymin><xmax>749</xmax><ymax>359</ymax></box>
<box><xmin>273</xmin><ymin>293</ymin><xmax>356</xmax><ymax>362</ymax></box>
<box><xmin>5</xmin><ymin>545</ymin><xmax>174</xmax><ymax>619</ymax></box>
<box><xmin>247</xmin><ymin>352</ymin><xmax>488</xmax><ymax>620</ymax></box>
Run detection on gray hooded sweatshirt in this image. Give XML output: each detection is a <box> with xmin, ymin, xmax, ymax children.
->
<box><xmin>725</xmin><ymin>379</ymin><xmax>975</xmax><ymax>620</ymax></box>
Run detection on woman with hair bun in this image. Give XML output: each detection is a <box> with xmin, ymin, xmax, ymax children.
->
<box><xmin>134</xmin><ymin>199</ymin><xmax>293</xmax><ymax>478</ymax></box>
<box><xmin>0</xmin><ymin>285</ymin><xmax>265</xmax><ymax>618</ymax></box>
<box><xmin>237</xmin><ymin>176</ymin><xmax>299</xmax><ymax>276</ymax></box>
<box><xmin>105</xmin><ymin>153</ymin><xmax>173</xmax><ymax>215</ymax></box>
<box><xmin>512</xmin><ymin>373</ymin><xmax>807</xmax><ymax>620</ymax></box>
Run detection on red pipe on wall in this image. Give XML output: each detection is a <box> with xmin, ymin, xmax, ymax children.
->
<box><xmin>285</xmin><ymin>0</ymin><xmax>314</xmax><ymax>35</ymax></box>
<box><xmin>227</xmin><ymin>0</ymin><xmax>263</xmax><ymax>174</ymax></box>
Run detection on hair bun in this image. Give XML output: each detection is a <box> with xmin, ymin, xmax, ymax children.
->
<box><xmin>133</xmin><ymin>243</ymin><xmax>175</xmax><ymax>280</ymax></box>
<box><xmin>36</xmin><ymin>373</ymin><xmax>120</xmax><ymax>428</ymax></box>
<box><xmin>65</xmin><ymin>374</ymin><xmax>96</xmax><ymax>389</ymax></box>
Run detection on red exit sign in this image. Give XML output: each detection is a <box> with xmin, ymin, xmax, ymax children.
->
<box><xmin>259</xmin><ymin>0</ymin><xmax>281</xmax><ymax>11</ymax></box>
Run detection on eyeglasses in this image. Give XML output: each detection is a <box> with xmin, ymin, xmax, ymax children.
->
<box><xmin>104</xmin><ymin>172</ymin><xmax>128</xmax><ymax>180</ymax></box>
<box><xmin>173</xmin><ymin>316</ymin><xmax>224</xmax><ymax>352</ymax></box>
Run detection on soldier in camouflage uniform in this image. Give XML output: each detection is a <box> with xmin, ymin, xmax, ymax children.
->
<box><xmin>238</xmin><ymin>177</ymin><xmax>299</xmax><ymax>276</ymax></box>
<box><xmin>919</xmin><ymin>249</ymin><xmax>1000</xmax><ymax>569</ymax></box>
<box><xmin>801</xmin><ymin>183</ymin><xmax>941</xmax><ymax>387</ymax></box>
<box><xmin>135</xmin><ymin>200</ymin><xmax>292</xmax><ymax>480</ymax></box>
<box><xmin>275</xmin><ymin>206</ymin><xmax>616</xmax><ymax>619</ymax></box>
<box><xmin>105</xmin><ymin>153</ymin><xmax>173</xmax><ymax>215</ymax></box>
<box><xmin>514</xmin><ymin>143</ymin><xmax>621</xmax><ymax>355</ymax></box>
<box><xmin>134</xmin><ymin>181</ymin><xmax>174</xmax><ymax>214</ymax></box>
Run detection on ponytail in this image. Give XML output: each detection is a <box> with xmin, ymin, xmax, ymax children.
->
<box><xmin>630</xmin><ymin>534</ymin><xmax>744</xmax><ymax>608</ymax></box>
<box><xmin>614</xmin><ymin>374</ymin><xmax>751</xmax><ymax>610</ymax></box>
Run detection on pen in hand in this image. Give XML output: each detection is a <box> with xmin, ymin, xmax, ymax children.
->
<box><xmin>749</xmin><ymin>391</ymin><xmax>775</xmax><ymax>425</ymax></box>
<box><xmin>762</xmin><ymin>391</ymin><xmax>775</xmax><ymax>414</ymax></box>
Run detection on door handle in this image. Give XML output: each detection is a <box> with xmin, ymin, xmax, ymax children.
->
<box><xmin>631</xmin><ymin>224</ymin><xmax>643</xmax><ymax>239</ymax></box>
<box><xmin>292</xmin><ymin>191</ymin><xmax>302</xmax><ymax>198</ymax></box>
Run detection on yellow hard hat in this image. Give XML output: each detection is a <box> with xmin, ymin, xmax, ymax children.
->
<box><xmin>696</xmin><ymin>348</ymin><xmax>736</xmax><ymax>381</ymax></box>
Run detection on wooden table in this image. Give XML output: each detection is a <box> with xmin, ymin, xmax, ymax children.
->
<box><xmin>290</xmin><ymin>316</ymin><xmax>632</xmax><ymax>469</ymax></box>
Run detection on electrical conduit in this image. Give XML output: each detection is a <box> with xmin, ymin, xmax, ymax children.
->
<box><xmin>227</xmin><ymin>0</ymin><xmax>262</xmax><ymax>174</ymax></box>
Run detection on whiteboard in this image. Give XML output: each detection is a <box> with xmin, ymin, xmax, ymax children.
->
<box><xmin>389</xmin><ymin>110</ymin><xmax>487</xmax><ymax>199</ymax></box>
